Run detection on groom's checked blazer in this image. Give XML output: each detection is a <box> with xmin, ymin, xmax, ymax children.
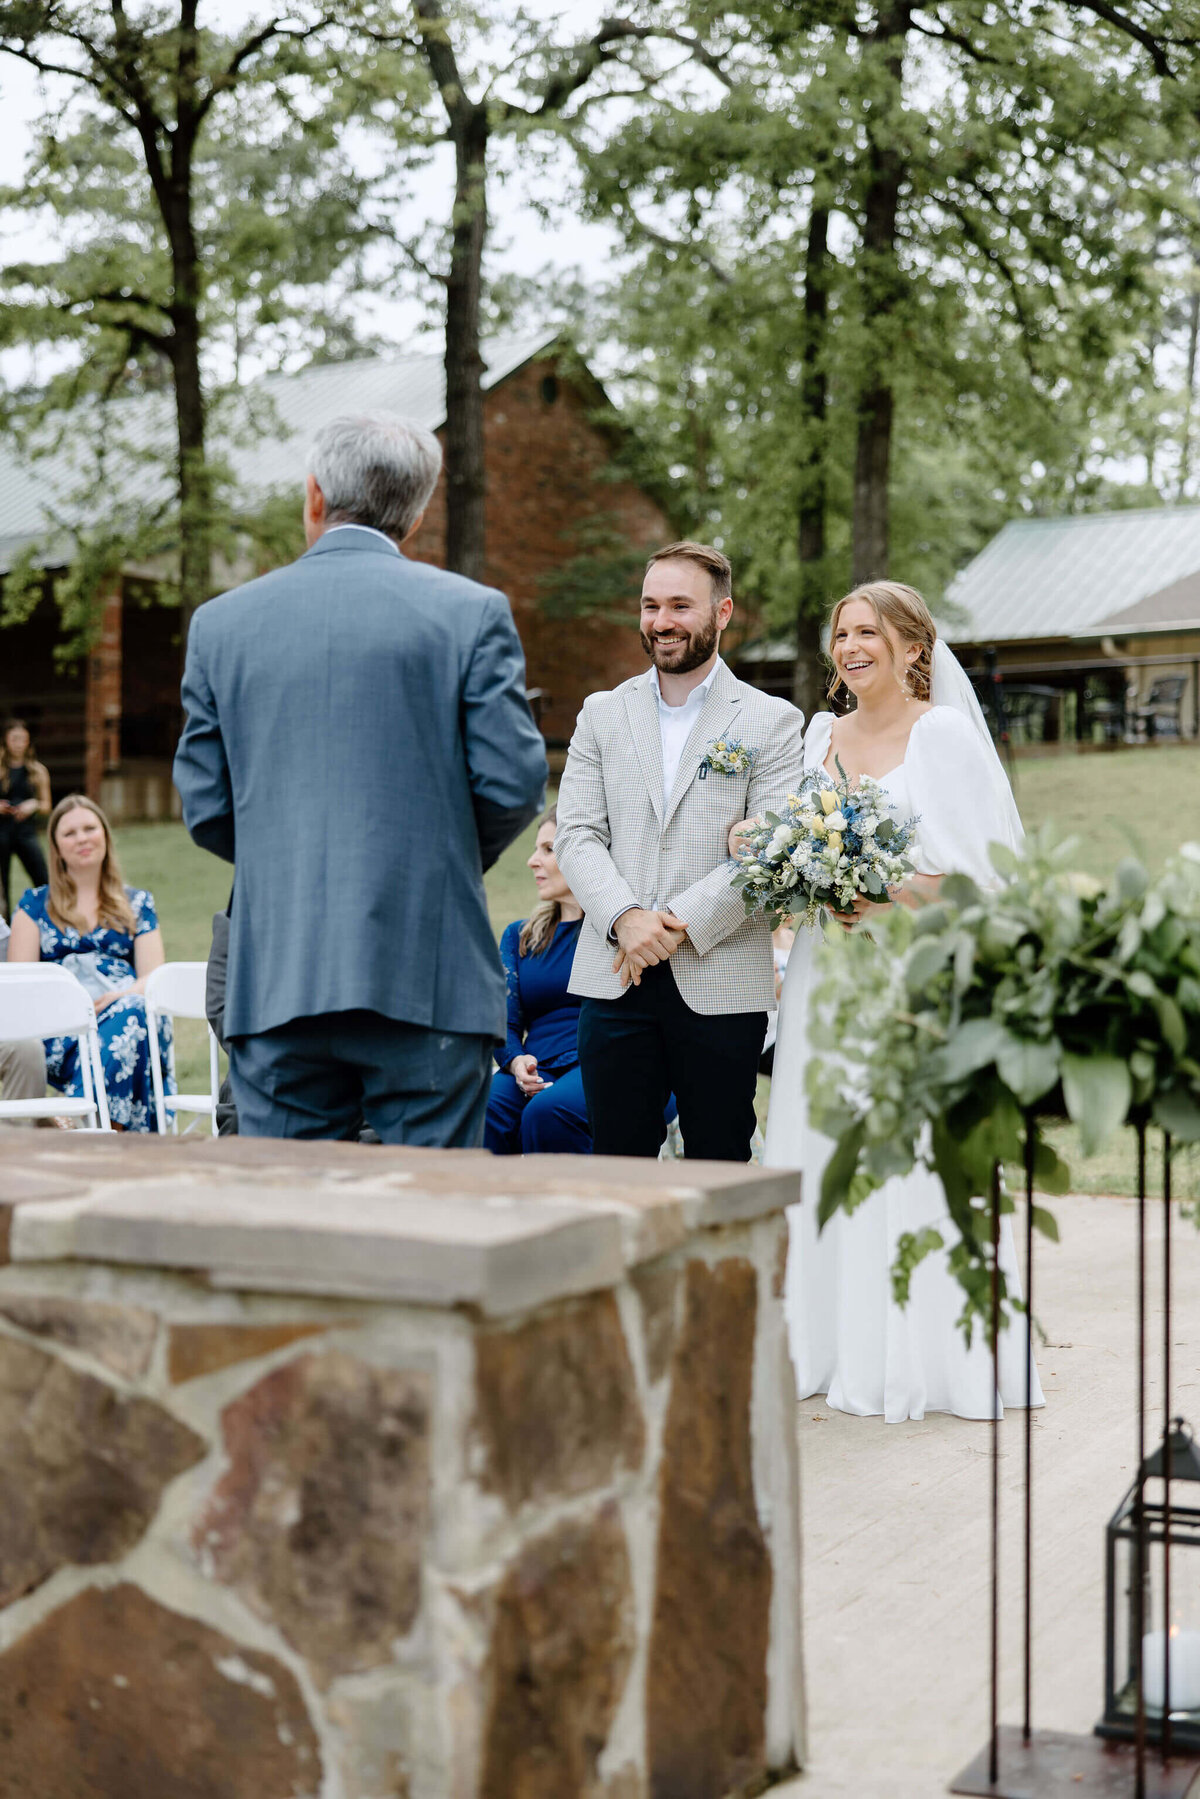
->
<box><xmin>555</xmin><ymin>660</ymin><xmax>804</xmax><ymax>1016</ymax></box>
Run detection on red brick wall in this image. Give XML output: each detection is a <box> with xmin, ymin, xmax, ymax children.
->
<box><xmin>84</xmin><ymin>589</ymin><xmax>122</xmax><ymax>799</ymax></box>
<box><xmin>407</xmin><ymin>357</ymin><xmax>670</xmax><ymax>741</ymax></box>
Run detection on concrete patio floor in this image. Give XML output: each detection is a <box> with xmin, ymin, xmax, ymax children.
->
<box><xmin>775</xmin><ymin>1192</ymin><xmax>1200</xmax><ymax>1799</ymax></box>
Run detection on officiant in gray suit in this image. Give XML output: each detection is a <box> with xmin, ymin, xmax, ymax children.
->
<box><xmin>174</xmin><ymin>413</ymin><xmax>548</xmax><ymax>1145</ymax></box>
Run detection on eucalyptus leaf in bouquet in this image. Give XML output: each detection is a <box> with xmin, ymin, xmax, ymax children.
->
<box><xmin>806</xmin><ymin>830</ymin><xmax>1200</xmax><ymax>1345</ymax></box>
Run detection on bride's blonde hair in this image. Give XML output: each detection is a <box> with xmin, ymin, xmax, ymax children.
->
<box><xmin>826</xmin><ymin>581</ymin><xmax>936</xmax><ymax>706</ymax></box>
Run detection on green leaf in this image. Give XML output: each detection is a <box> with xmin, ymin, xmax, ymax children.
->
<box><xmin>995</xmin><ymin>1032</ymin><xmax>1061</xmax><ymax>1105</ymax></box>
<box><xmin>1152</xmin><ymin>993</ymin><xmax>1186</xmax><ymax>1057</ymax></box>
<box><xmin>891</xmin><ymin>1227</ymin><xmax>945</xmax><ymax>1308</ymax></box>
<box><xmin>953</xmin><ymin>931</ymin><xmax>977</xmax><ymax>993</ymax></box>
<box><xmin>939</xmin><ymin>1016</ymin><xmax>1009</xmax><ymax>1080</ymax></box>
<box><xmin>930</xmin><ymin>1113</ymin><xmax>975</xmax><ymax>1221</ymax></box>
<box><xmin>941</xmin><ymin>872</ymin><xmax>980</xmax><ymax>909</ymax></box>
<box><xmin>989</xmin><ymin>841</ymin><xmax>1020</xmax><ymax>879</ymax></box>
<box><xmin>1061</xmin><ymin>1052</ymin><xmax>1132</xmax><ymax>1154</ymax></box>
<box><xmin>1152</xmin><ymin>1086</ymin><xmax>1200</xmax><ymax>1143</ymax></box>
<box><xmin>1033</xmin><ymin>1136</ymin><xmax>1072</xmax><ymax>1195</ymax></box>
<box><xmin>818</xmin><ymin>1119</ymin><xmax>867</xmax><ymax>1228</ymax></box>
<box><xmin>1031</xmin><ymin>1205</ymin><xmax>1060</xmax><ymax>1243</ymax></box>
<box><xmin>1116</xmin><ymin>859</ymin><xmax>1150</xmax><ymax>903</ymax></box>
<box><xmin>906</xmin><ymin>935</ymin><xmax>953</xmax><ymax>995</ymax></box>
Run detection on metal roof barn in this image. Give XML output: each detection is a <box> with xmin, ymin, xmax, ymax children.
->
<box><xmin>944</xmin><ymin>507</ymin><xmax>1200</xmax><ymax>644</ymax></box>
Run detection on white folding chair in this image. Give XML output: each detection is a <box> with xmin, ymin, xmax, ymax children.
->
<box><xmin>145</xmin><ymin>961</ymin><xmax>220</xmax><ymax>1136</ymax></box>
<box><xmin>0</xmin><ymin>964</ymin><xmax>112</xmax><ymax>1129</ymax></box>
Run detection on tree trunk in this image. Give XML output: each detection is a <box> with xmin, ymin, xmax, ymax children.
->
<box><xmin>165</xmin><ymin>5</ymin><xmax>211</xmax><ymax>626</ymax></box>
<box><xmin>1180</xmin><ymin>275</ymin><xmax>1199</xmax><ymax>498</ymax></box>
<box><xmin>172</xmin><ymin>289</ymin><xmax>211</xmax><ymax>626</ymax></box>
<box><xmin>443</xmin><ymin>108</ymin><xmax>489</xmax><ymax>580</ymax></box>
<box><xmin>851</xmin><ymin>3</ymin><xmax>910</xmax><ymax>586</ymax></box>
<box><xmin>794</xmin><ymin>200</ymin><xmax>831</xmax><ymax>721</ymax></box>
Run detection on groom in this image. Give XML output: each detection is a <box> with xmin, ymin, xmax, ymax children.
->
<box><xmin>555</xmin><ymin>540</ymin><xmax>804</xmax><ymax>1161</ymax></box>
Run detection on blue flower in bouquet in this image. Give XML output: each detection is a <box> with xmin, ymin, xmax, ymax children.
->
<box><xmin>730</xmin><ymin>754</ymin><xmax>918</xmax><ymax>928</ymax></box>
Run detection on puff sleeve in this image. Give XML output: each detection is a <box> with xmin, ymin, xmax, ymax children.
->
<box><xmin>903</xmin><ymin>707</ymin><xmax>1024</xmax><ymax>886</ymax></box>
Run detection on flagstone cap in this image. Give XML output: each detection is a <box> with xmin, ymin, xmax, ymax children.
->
<box><xmin>0</xmin><ymin>1132</ymin><xmax>800</xmax><ymax>1316</ymax></box>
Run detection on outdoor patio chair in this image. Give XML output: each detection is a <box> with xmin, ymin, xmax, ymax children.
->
<box><xmin>0</xmin><ymin>963</ymin><xmax>112</xmax><ymax>1129</ymax></box>
<box><xmin>1134</xmin><ymin>675</ymin><xmax>1187</xmax><ymax>742</ymax></box>
<box><xmin>145</xmin><ymin>961</ymin><xmax>220</xmax><ymax>1137</ymax></box>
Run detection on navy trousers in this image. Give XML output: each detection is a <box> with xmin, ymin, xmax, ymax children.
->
<box><xmin>577</xmin><ymin>962</ymin><xmax>766</xmax><ymax>1162</ymax></box>
<box><xmin>484</xmin><ymin>1063</ymin><xmax>593</xmax><ymax>1155</ymax></box>
<box><xmin>228</xmin><ymin>1009</ymin><xmax>493</xmax><ymax>1147</ymax></box>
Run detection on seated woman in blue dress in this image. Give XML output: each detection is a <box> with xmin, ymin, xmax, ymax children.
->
<box><xmin>485</xmin><ymin>807</ymin><xmax>592</xmax><ymax>1155</ymax></box>
<box><xmin>8</xmin><ymin>794</ymin><xmax>172</xmax><ymax>1132</ymax></box>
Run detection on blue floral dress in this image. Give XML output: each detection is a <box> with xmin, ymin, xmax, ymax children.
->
<box><xmin>17</xmin><ymin>885</ymin><xmax>174</xmax><ymax>1132</ymax></box>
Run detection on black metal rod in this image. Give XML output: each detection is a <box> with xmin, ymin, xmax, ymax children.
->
<box><xmin>1135</xmin><ymin>1118</ymin><xmax>1147</xmax><ymax>1799</ymax></box>
<box><xmin>1023</xmin><ymin>1115</ymin><xmax>1035</xmax><ymax>1743</ymax></box>
<box><xmin>989</xmin><ymin>1159</ymin><xmax>1002</xmax><ymax>1788</ymax></box>
<box><xmin>1163</xmin><ymin>1130</ymin><xmax>1173</xmax><ymax>1766</ymax></box>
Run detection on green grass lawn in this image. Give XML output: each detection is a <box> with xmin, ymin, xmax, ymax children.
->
<box><xmin>1006</xmin><ymin>742</ymin><xmax>1200</xmax><ymax>876</ymax></box>
<box><xmin>12</xmin><ymin>742</ymin><xmax>1200</xmax><ymax>1173</ymax></box>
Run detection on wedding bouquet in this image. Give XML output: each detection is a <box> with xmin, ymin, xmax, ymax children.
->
<box><xmin>731</xmin><ymin>758</ymin><xmax>918</xmax><ymax>928</ymax></box>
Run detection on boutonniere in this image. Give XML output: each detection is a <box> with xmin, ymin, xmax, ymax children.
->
<box><xmin>699</xmin><ymin>737</ymin><xmax>755</xmax><ymax>779</ymax></box>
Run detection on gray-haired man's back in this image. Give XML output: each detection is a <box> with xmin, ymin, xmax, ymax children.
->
<box><xmin>174</xmin><ymin>524</ymin><xmax>547</xmax><ymax>1143</ymax></box>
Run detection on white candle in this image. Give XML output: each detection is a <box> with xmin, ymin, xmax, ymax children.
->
<box><xmin>1142</xmin><ymin>1628</ymin><xmax>1200</xmax><ymax>1713</ymax></box>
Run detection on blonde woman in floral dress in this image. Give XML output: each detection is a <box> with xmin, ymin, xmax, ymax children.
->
<box><xmin>8</xmin><ymin>795</ymin><xmax>172</xmax><ymax>1131</ymax></box>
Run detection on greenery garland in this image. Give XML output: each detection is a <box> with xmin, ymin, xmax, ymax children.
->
<box><xmin>807</xmin><ymin>831</ymin><xmax>1200</xmax><ymax>1344</ymax></box>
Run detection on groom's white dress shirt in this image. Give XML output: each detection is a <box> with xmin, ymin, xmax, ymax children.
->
<box><xmin>650</xmin><ymin>659</ymin><xmax>721</xmax><ymax>815</ymax></box>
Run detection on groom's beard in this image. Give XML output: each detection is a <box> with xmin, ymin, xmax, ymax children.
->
<box><xmin>640</xmin><ymin>610</ymin><xmax>720</xmax><ymax>675</ymax></box>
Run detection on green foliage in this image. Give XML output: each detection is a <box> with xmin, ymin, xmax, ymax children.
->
<box><xmin>574</xmin><ymin>0</ymin><xmax>1200</xmax><ymax>622</ymax></box>
<box><xmin>808</xmin><ymin>831</ymin><xmax>1200</xmax><ymax>1344</ymax></box>
<box><xmin>536</xmin><ymin>515</ymin><xmax>647</xmax><ymax>623</ymax></box>
<box><xmin>0</xmin><ymin>0</ymin><xmax>429</xmax><ymax>625</ymax></box>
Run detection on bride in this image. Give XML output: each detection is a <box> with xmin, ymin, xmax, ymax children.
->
<box><xmin>761</xmin><ymin>580</ymin><xmax>1044</xmax><ymax>1423</ymax></box>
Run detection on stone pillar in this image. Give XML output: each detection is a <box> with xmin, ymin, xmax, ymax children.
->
<box><xmin>0</xmin><ymin>1133</ymin><xmax>805</xmax><ymax>1799</ymax></box>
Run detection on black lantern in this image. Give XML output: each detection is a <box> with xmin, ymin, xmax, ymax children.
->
<box><xmin>1097</xmin><ymin>1418</ymin><xmax>1200</xmax><ymax>1753</ymax></box>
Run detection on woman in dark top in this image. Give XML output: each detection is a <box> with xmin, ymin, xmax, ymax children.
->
<box><xmin>0</xmin><ymin>719</ymin><xmax>50</xmax><ymax>920</ymax></box>
<box><xmin>484</xmin><ymin>806</ymin><xmax>592</xmax><ymax>1154</ymax></box>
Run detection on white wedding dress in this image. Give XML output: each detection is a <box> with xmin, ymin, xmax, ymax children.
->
<box><xmin>764</xmin><ymin>682</ymin><xmax>1045</xmax><ymax>1423</ymax></box>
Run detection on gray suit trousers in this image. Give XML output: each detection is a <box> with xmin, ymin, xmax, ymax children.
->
<box><xmin>228</xmin><ymin>1011</ymin><xmax>493</xmax><ymax>1148</ymax></box>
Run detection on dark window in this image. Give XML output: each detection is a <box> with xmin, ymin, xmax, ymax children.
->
<box><xmin>540</xmin><ymin>374</ymin><xmax>559</xmax><ymax>405</ymax></box>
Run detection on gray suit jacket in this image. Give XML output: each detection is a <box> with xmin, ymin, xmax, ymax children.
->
<box><xmin>555</xmin><ymin>661</ymin><xmax>804</xmax><ymax>1014</ymax></box>
<box><xmin>174</xmin><ymin>528</ymin><xmax>548</xmax><ymax>1041</ymax></box>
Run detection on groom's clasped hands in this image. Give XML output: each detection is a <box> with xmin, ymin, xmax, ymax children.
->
<box><xmin>611</xmin><ymin>906</ymin><xmax>689</xmax><ymax>987</ymax></box>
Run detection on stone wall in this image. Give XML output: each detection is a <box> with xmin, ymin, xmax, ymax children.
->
<box><xmin>0</xmin><ymin>1133</ymin><xmax>805</xmax><ymax>1799</ymax></box>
